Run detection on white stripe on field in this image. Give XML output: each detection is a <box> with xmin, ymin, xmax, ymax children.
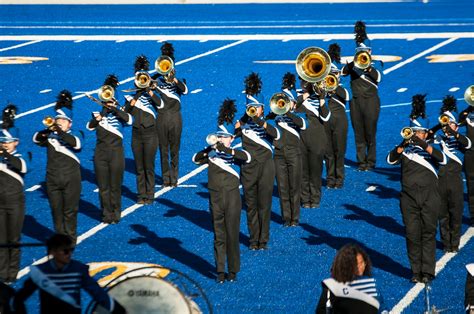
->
<box><xmin>190</xmin><ymin>89</ymin><xmax>203</xmax><ymax>94</ymax></box>
<box><xmin>391</xmin><ymin>227</ymin><xmax>474</xmax><ymax>313</ymax></box>
<box><xmin>383</xmin><ymin>37</ymin><xmax>457</xmax><ymax>75</ymax></box>
<box><xmin>449</xmin><ymin>87</ymin><xmax>460</xmax><ymax>92</ymax></box>
<box><xmin>397</xmin><ymin>88</ymin><xmax>408</xmax><ymax>93</ymax></box>
<box><xmin>14</xmin><ymin>39</ymin><xmax>247</xmax><ymax>120</ymax></box>
<box><xmin>25</xmin><ymin>185</ymin><xmax>41</xmax><ymax>192</ymax></box>
<box><xmin>39</xmin><ymin>89</ymin><xmax>52</xmax><ymax>94</ymax></box>
<box><xmin>0</xmin><ymin>40</ymin><xmax>41</xmax><ymax>52</ymax></box>
<box><xmin>0</xmin><ymin>32</ymin><xmax>473</xmax><ymax>42</ymax></box>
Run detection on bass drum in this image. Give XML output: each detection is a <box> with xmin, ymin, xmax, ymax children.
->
<box><xmin>92</xmin><ymin>275</ymin><xmax>192</xmax><ymax>314</ymax></box>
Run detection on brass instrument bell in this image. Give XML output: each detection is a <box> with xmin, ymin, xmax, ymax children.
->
<box><xmin>98</xmin><ymin>85</ymin><xmax>115</xmax><ymax>102</ymax></box>
<box><xmin>295</xmin><ymin>47</ymin><xmax>331</xmax><ymax>83</ymax></box>
<box><xmin>400</xmin><ymin>127</ymin><xmax>414</xmax><ymax>140</ymax></box>
<box><xmin>134</xmin><ymin>71</ymin><xmax>152</xmax><ymax>89</ymax></box>
<box><xmin>269</xmin><ymin>92</ymin><xmax>291</xmax><ymax>115</ymax></box>
<box><xmin>464</xmin><ymin>85</ymin><xmax>474</xmax><ymax>107</ymax></box>
<box><xmin>354</xmin><ymin>50</ymin><xmax>372</xmax><ymax>70</ymax></box>
<box><xmin>206</xmin><ymin>134</ymin><xmax>218</xmax><ymax>146</ymax></box>
<box><xmin>246</xmin><ymin>106</ymin><xmax>258</xmax><ymax>117</ymax></box>
<box><xmin>155</xmin><ymin>55</ymin><xmax>174</xmax><ymax>76</ymax></box>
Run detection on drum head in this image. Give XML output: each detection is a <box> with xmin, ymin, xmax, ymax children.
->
<box><xmin>93</xmin><ymin>276</ymin><xmax>191</xmax><ymax>314</ymax></box>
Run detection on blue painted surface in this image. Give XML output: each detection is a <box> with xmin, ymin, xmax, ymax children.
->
<box><xmin>0</xmin><ymin>1</ymin><xmax>473</xmax><ymax>313</ymax></box>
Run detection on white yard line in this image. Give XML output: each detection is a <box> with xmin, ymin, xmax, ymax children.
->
<box><xmin>383</xmin><ymin>37</ymin><xmax>458</xmax><ymax>75</ymax></box>
<box><xmin>0</xmin><ymin>40</ymin><xmax>41</xmax><ymax>52</ymax></box>
<box><xmin>391</xmin><ymin>227</ymin><xmax>474</xmax><ymax>313</ymax></box>
<box><xmin>0</xmin><ymin>32</ymin><xmax>473</xmax><ymax>42</ymax></box>
<box><xmin>25</xmin><ymin>185</ymin><xmax>41</xmax><ymax>192</ymax></box>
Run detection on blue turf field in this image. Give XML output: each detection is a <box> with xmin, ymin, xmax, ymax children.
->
<box><xmin>1</xmin><ymin>1</ymin><xmax>474</xmax><ymax>313</ymax></box>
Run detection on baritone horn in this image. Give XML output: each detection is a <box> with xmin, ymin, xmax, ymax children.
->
<box><xmin>155</xmin><ymin>55</ymin><xmax>174</xmax><ymax>76</ymax></box>
<box><xmin>400</xmin><ymin>127</ymin><xmax>414</xmax><ymax>140</ymax></box>
<box><xmin>439</xmin><ymin>114</ymin><xmax>451</xmax><ymax>125</ymax></box>
<box><xmin>42</xmin><ymin>116</ymin><xmax>56</xmax><ymax>129</ymax></box>
<box><xmin>98</xmin><ymin>85</ymin><xmax>115</xmax><ymax>102</ymax></box>
<box><xmin>206</xmin><ymin>134</ymin><xmax>218</xmax><ymax>146</ymax></box>
<box><xmin>465</xmin><ymin>85</ymin><xmax>474</xmax><ymax>107</ymax></box>
<box><xmin>270</xmin><ymin>92</ymin><xmax>291</xmax><ymax>115</ymax></box>
<box><xmin>354</xmin><ymin>50</ymin><xmax>372</xmax><ymax>70</ymax></box>
<box><xmin>134</xmin><ymin>71</ymin><xmax>152</xmax><ymax>89</ymax></box>
<box><xmin>246</xmin><ymin>105</ymin><xmax>258</xmax><ymax>117</ymax></box>
<box><xmin>295</xmin><ymin>47</ymin><xmax>331</xmax><ymax>83</ymax></box>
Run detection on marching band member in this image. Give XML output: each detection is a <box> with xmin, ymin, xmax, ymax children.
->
<box><xmin>86</xmin><ymin>75</ymin><xmax>132</xmax><ymax>224</ymax></box>
<box><xmin>124</xmin><ymin>55</ymin><xmax>162</xmax><ymax>204</ymax></box>
<box><xmin>324</xmin><ymin>43</ymin><xmax>349</xmax><ymax>189</ymax></box>
<box><xmin>458</xmin><ymin>89</ymin><xmax>474</xmax><ymax>227</ymax></box>
<box><xmin>342</xmin><ymin>21</ymin><xmax>381</xmax><ymax>171</ymax></box>
<box><xmin>33</xmin><ymin>91</ymin><xmax>81</xmax><ymax>244</ymax></box>
<box><xmin>387</xmin><ymin>95</ymin><xmax>446</xmax><ymax>283</ymax></box>
<box><xmin>193</xmin><ymin>106</ymin><xmax>251</xmax><ymax>283</ymax></box>
<box><xmin>12</xmin><ymin>234</ymin><xmax>126</xmax><ymax>313</ymax></box>
<box><xmin>435</xmin><ymin>96</ymin><xmax>471</xmax><ymax>253</ymax></box>
<box><xmin>466</xmin><ymin>263</ymin><xmax>474</xmax><ymax>314</ymax></box>
<box><xmin>235</xmin><ymin>73</ymin><xmax>279</xmax><ymax>250</ymax></box>
<box><xmin>154</xmin><ymin>42</ymin><xmax>188</xmax><ymax>187</ymax></box>
<box><xmin>0</xmin><ymin>104</ymin><xmax>26</xmax><ymax>283</ymax></box>
<box><xmin>267</xmin><ymin>73</ymin><xmax>307</xmax><ymax>227</ymax></box>
<box><xmin>296</xmin><ymin>76</ymin><xmax>331</xmax><ymax>208</ymax></box>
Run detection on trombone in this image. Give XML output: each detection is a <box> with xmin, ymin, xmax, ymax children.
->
<box><xmin>122</xmin><ymin>71</ymin><xmax>156</xmax><ymax>93</ymax></box>
<box><xmin>354</xmin><ymin>50</ymin><xmax>372</xmax><ymax>70</ymax></box>
<box><xmin>270</xmin><ymin>92</ymin><xmax>291</xmax><ymax>115</ymax></box>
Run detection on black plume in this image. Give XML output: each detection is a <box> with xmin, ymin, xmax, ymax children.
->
<box><xmin>103</xmin><ymin>74</ymin><xmax>119</xmax><ymax>89</ymax></box>
<box><xmin>55</xmin><ymin>90</ymin><xmax>73</xmax><ymax>111</ymax></box>
<box><xmin>410</xmin><ymin>94</ymin><xmax>427</xmax><ymax>119</ymax></box>
<box><xmin>134</xmin><ymin>55</ymin><xmax>149</xmax><ymax>72</ymax></box>
<box><xmin>2</xmin><ymin>104</ymin><xmax>17</xmax><ymax>129</ymax></box>
<box><xmin>328</xmin><ymin>43</ymin><xmax>341</xmax><ymax>64</ymax></box>
<box><xmin>244</xmin><ymin>72</ymin><xmax>262</xmax><ymax>96</ymax></box>
<box><xmin>161</xmin><ymin>42</ymin><xmax>175</xmax><ymax>61</ymax></box>
<box><xmin>440</xmin><ymin>95</ymin><xmax>457</xmax><ymax>114</ymax></box>
<box><xmin>217</xmin><ymin>98</ymin><xmax>237</xmax><ymax>125</ymax></box>
<box><xmin>282</xmin><ymin>72</ymin><xmax>296</xmax><ymax>90</ymax></box>
<box><xmin>354</xmin><ymin>20</ymin><xmax>368</xmax><ymax>44</ymax></box>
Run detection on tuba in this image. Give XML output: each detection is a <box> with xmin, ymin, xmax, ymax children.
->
<box><xmin>464</xmin><ymin>85</ymin><xmax>474</xmax><ymax>107</ymax></box>
<box><xmin>354</xmin><ymin>50</ymin><xmax>372</xmax><ymax>70</ymax></box>
<box><xmin>134</xmin><ymin>71</ymin><xmax>152</xmax><ymax>89</ymax></box>
<box><xmin>270</xmin><ymin>92</ymin><xmax>291</xmax><ymax>115</ymax></box>
<box><xmin>155</xmin><ymin>55</ymin><xmax>174</xmax><ymax>76</ymax></box>
<box><xmin>295</xmin><ymin>47</ymin><xmax>331</xmax><ymax>84</ymax></box>
<box><xmin>400</xmin><ymin>127</ymin><xmax>414</xmax><ymax>140</ymax></box>
<box><xmin>98</xmin><ymin>85</ymin><xmax>115</xmax><ymax>102</ymax></box>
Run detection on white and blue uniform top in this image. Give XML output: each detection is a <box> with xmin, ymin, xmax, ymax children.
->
<box><xmin>124</xmin><ymin>93</ymin><xmax>162</xmax><ymax>120</ymax></box>
<box><xmin>155</xmin><ymin>76</ymin><xmax>188</xmax><ymax>113</ymax></box>
<box><xmin>0</xmin><ymin>135</ymin><xmax>27</xmax><ymax>187</ymax></box>
<box><xmin>301</xmin><ymin>94</ymin><xmax>331</xmax><ymax>122</ymax></box>
<box><xmin>86</xmin><ymin>107</ymin><xmax>132</xmax><ymax>147</ymax></box>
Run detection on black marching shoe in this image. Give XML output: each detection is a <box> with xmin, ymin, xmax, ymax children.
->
<box><xmin>357</xmin><ymin>164</ymin><xmax>368</xmax><ymax>172</ymax></box>
<box><xmin>227</xmin><ymin>272</ymin><xmax>237</xmax><ymax>282</ymax></box>
<box><xmin>258</xmin><ymin>243</ymin><xmax>268</xmax><ymax>250</ymax></box>
<box><xmin>216</xmin><ymin>273</ymin><xmax>225</xmax><ymax>284</ymax></box>
<box><xmin>302</xmin><ymin>203</ymin><xmax>311</xmax><ymax>209</ymax></box>
<box><xmin>422</xmin><ymin>273</ymin><xmax>435</xmax><ymax>283</ymax></box>
<box><xmin>283</xmin><ymin>221</ymin><xmax>291</xmax><ymax>227</ymax></box>
<box><xmin>249</xmin><ymin>244</ymin><xmax>258</xmax><ymax>251</ymax></box>
<box><xmin>410</xmin><ymin>273</ymin><xmax>422</xmax><ymax>283</ymax></box>
<box><xmin>290</xmin><ymin>220</ymin><xmax>299</xmax><ymax>227</ymax></box>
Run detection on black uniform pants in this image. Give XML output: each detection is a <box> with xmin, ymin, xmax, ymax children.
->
<box><xmin>275</xmin><ymin>152</ymin><xmax>302</xmax><ymax>223</ymax></box>
<box><xmin>350</xmin><ymin>95</ymin><xmax>380</xmax><ymax>168</ymax></box>
<box><xmin>131</xmin><ymin>128</ymin><xmax>158</xmax><ymax>200</ymax></box>
<box><xmin>94</xmin><ymin>146</ymin><xmax>125</xmax><ymax>223</ymax></box>
<box><xmin>209</xmin><ymin>188</ymin><xmax>241</xmax><ymax>274</ymax></box>
<box><xmin>300</xmin><ymin>137</ymin><xmax>325</xmax><ymax>206</ymax></box>
<box><xmin>325</xmin><ymin>110</ymin><xmax>348</xmax><ymax>185</ymax></box>
<box><xmin>400</xmin><ymin>184</ymin><xmax>440</xmax><ymax>276</ymax></box>
<box><xmin>0</xmin><ymin>198</ymin><xmax>24</xmax><ymax>281</ymax></box>
<box><xmin>46</xmin><ymin>169</ymin><xmax>81</xmax><ymax>243</ymax></box>
<box><xmin>157</xmin><ymin>112</ymin><xmax>182</xmax><ymax>186</ymax></box>
<box><xmin>438</xmin><ymin>169</ymin><xmax>464</xmax><ymax>249</ymax></box>
<box><xmin>241</xmin><ymin>159</ymin><xmax>275</xmax><ymax>246</ymax></box>
<box><xmin>464</xmin><ymin>151</ymin><xmax>474</xmax><ymax>222</ymax></box>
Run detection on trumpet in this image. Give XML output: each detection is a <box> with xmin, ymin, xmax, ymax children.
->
<box><xmin>354</xmin><ymin>50</ymin><xmax>372</xmax><ymax>70</ymax></box>
<box><xmin>155</xmin><ymin>55</ymin><xmax>174</xmax><ymax>77</ymax></box>
<box><xmin>465</xmin><ymin>85</ymin><xmax>474</xmax><ymax>107</ymax></box>
<box><xmin>295</xmin><ymin>47</ymin><xmax>331</xmax><ymax>84</ymax></box>
<box><xmin>98</xmin><ymin>85</ymin><xmax>115</xmax><ymax>103</ymax></box>
<box><xmin>42</xmin><ymin>116</ymin><xmax>57</xmax><ymax>130</ymax></box>
<box><xmin>246</xmin><ymin>106</ymin><xmax>258</xmax><ymax>117</ymax></box>
<box><xmin>400</xmin><ymin>127</ymin><xmax>414</xmax><ymax>140</ymax></box>
<box><xmin>439</xmin><ymin>114</ymin><xmax>451</xmax><ymax>125</ymax></box>
<box><xmin>270</xmin><ymin>92</ymin><xmax>291</xmax><ymax>115</ymax></box>
<box><xmin>206</xmin><ymin>134</ymin><xmax>218</xmax><ymax>146</ymax></box>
